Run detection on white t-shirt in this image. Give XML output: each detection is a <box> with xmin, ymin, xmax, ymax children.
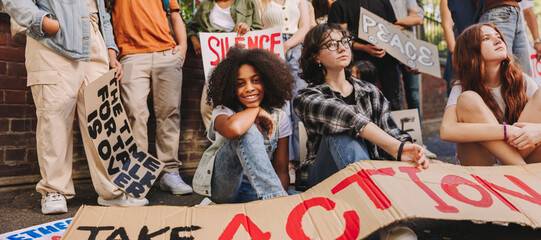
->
<box><xmin>446</xmin><ymin>73</ymin><xmax>539</xmax><ymax>112</ymax></box>
<box><xmin>209</xmin><ymin>105</ymin><xmax>292</xmax><ymax>142</ymax></box>
<box><xmin>209</xmin><ymin>3</ymin><xmax>236</xmax><ymax>32</ymax></box>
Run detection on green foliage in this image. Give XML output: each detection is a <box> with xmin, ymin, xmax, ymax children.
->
<box><xmin>179</xmin><ymin>0</ymin><xmax>201</xmax><ymax>22</ymax></box>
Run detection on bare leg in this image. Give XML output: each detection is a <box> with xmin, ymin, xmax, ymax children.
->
<box><xmin>456</xmin><ymin>91</ymin><xmax>525</xmax><ymax>165</ymax></box>
<box><xmin>456</xmin><ymin>142</ymin><xmax>496</xmax><ymax>166</ymax></box>
<box><xmin>516</xmin><ymin>90</ymin><xmax>541</xmax><ymax>162</ymax></box>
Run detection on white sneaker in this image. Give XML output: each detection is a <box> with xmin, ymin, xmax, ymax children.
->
<box><xmin>379</xmin><ymin>224</ymin><xmax>417</xmax><ymax>240</ymax></box>
<box><xmin>160</xmin><ymin>172</ymin><xmax>193</xmax><ymax>195</ymax></box>
<box><xmin>422</xmin><ymin>145</ymin><xmax>438</xmax><ymax>159</ymax></box>
<box><xmin>41</xmin><ymin>192</ymin><xmax>68</xmax><ymax>215</ymax></box>
<box><xmin>97</xmin><ymin>193</ymin><xmax>149</xmax><ymax>207</ymax></box>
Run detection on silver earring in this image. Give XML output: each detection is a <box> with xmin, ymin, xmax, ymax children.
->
<box><xmin>318</xmin><ymin>63</ymin><xmax>322</xmax><ymax>68</ymax></box>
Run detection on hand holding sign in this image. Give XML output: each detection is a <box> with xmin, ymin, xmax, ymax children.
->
<box><xmin>358</xmin><ymin>8</ymin><xmax>441</xmax><ymax>78</ymax></box>
<box><xmin>199</xmin><ymin>28</ymin><xmax>285</xmax><ymax>82</ymax></box>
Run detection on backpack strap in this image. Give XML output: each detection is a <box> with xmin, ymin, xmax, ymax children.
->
<box><xmin>162</xmin><ymin>0</ymin><xmax>177</xmax><ymax>43</ymax></box>
<box><xmin>162</xmin><ymin>0</ymin><xmax>172</xmax><ymax>16</ymax></box>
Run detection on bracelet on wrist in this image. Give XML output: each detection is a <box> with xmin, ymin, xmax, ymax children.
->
<box><xmin>503</xmin><ymin>122</ymin><xmax>508</xmax><ymax>141</ymax></box>
<box><xmin>534</xmin><ymin>39</ymin><xmax>541</xmax><ymax>44</ymax></box>
<box><xmin>397</xmin><ymin>142</ymin><xmax>405</xmax><ymax>162</ymax></box>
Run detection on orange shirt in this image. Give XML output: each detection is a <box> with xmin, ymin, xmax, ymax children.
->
<box><xmin>111</xmin><ymin>0</ymin><xmax>180</xmax><ymax>56</ymax></box>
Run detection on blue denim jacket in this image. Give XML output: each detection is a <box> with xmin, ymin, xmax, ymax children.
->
<box><xmin>1</xmin><ymin>0</ymin><xmax>118</xmax><ymax>61</ymax></box>
<box><xmin>193</xmin><ymin>108</ymin><xmax>282</xmax><ymax>197</ymax></box>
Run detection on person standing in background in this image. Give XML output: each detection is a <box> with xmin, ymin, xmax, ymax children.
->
<box><xmin>390</xmin><ymin>0</ymin><xmax>423</xmax><ymax>111</ymax></box>
<box><xmin>257</xmin><ymin>0</ymin><xmax>310</xmax><ymax>163</ymax></box>
<box><xmin>110</xmin><ymin>0</ymin><xmax>193</xmax><ymax>195</ymax></box>
<box><xmin>1</xmin><ymin>0</ymin><xmax>150</xmax><ymax>215</ymax></box>
<box><xmin>480</xmin><ymin>0</ymin><xmax>531</xmax><ymax>75</ymax></box>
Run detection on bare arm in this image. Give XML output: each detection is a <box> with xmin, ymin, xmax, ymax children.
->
<box><xmin>394</xmin><ymin>8</ymin><xmax>423</xmax><ymax>28</ymax></box>
<box><xmin>283</xmin><ymin>0</ymin><xmax>310</xmax><ymax>53</ymax></box>
<box><xmin>308</xmin><ymin>1</ymin><xmax>317</xmax><ymax>28</ymax></box>
<box><xmin>440</xmin><ymin>0</ymin><xmax>456</xmax><ymax>53</ymax></box>
<box><xmin>272</xmin><ymin>137</ymin><xmax>290</xmax><ymax>190</ymax></box>
<box><xmin>215</xmin><ymin>107</ymin><xmax>260</xmax><ymax>139</ymax></box>
<box><xmin>440</xmin><ymin>105</ymin><xmax>515</xmax><ymax>142</ymax></box>
<box><xmin>190</xmin><ymin>35</ymin><xmax>202</xmax><ymax>56</ymax></box>
<box><xmin>214</xmin><ymin>107</ymin><xmax>275</xmax><ymax>140</ymax></box>
<box><xmin>523</xmin><ymin>8</ymin><xmax>541</xmax><ymax>60</ymax></box>
<box><xmin>359</xmin><ymin>122</ymin><xmax>429</xmax><ymax>168</ymax></box>
<box><xmin>171</xmin><ymin>11</ymin><xmax>188</xmax><ymax>64</ymax></box>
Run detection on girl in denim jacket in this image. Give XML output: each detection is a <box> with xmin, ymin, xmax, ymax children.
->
<box><xmin>1</xmin><ymin>0</ymin><xmax>149</xmax><ymax>215</ymax></box>
<box><xmin>193</xmin><ymin>47</ymin><xmax>295</xmax><ymax>203</ymax></box>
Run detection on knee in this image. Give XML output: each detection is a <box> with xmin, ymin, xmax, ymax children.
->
<box><xmin>323</xmin><ymin>134</ymin><xmax>369</xmax><ymax>155</ymax></box>
<box><xmin>238</xmin><ymin>124</ymin><xmax>265</xmax><ymax>142</ymax></box>
<box><xmin>456</xmin><ymin>91</ymin><xmax>486</xmax><ymax>113</ymax></box>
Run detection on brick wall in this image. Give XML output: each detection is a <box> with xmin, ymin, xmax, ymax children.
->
<box><xmin>421</xmin><ymin>65</ymin><xmax>448</xmax><ymax>121</ymax></box>
<box><xmin>0</xmin><ymin>13</ymin><xmax>42</xmax><ymax>182</ymax></box>
<box><xmin>0</xmin><ymin>11</ymin><xmax>448</xmax><ymax>187</ymax></box>
<box><xmin>0</xmin><ymin>13</ymin><xmax>210</xmax><ymax>186</ymax></box>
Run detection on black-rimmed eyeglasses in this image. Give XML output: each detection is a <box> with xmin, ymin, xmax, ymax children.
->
<box><xmin>320</xmin><ymin>38</ymin><xmax>353</xmax><ymax>51</ymax></box>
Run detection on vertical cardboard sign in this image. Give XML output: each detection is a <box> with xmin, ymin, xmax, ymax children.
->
<box><xmin>528</xmin><ymin>45</ymin><xmax>541</xmax><ymax>86</ymax></box>
<box><xmin>391</xmin><ymin>109</ymin><xmax>423</xmax><ymax>145</ymax></box>
<box><xmin>199</xmin><ymin>28</ymin><xmax>285</xmax><ymax>81</ymax></box>
<box><xmin>84</xmin><ymin>70</ymin><xmax>164</xmax><ymax>198</ymax></box>
<box><xmin>358</xmin><ymin>8</ymin><xmax>441</xmax><ymax>78</ymax></box>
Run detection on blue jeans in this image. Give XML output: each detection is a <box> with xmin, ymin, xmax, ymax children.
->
<box><xmin>234</xmin><ymin>181</ymin><xmax>302</xmax><ymax>203</ymax></box>
<box><xmin>443</xmin><ymin>51</ymin><xmax>454</xmax><ymax>95</ymax></box>
<box><xmin>210</xmin><ymin>125</ymin><xmax>288</xmax><ymax>203</ymax></box>
<box><xmin>399</xmin><ymin>64</ymin><xmax>420</xmax><ymax>114</ymax></box>
<box><xmin>283</xmin><ymin>33</ymin><xmax>306</xmax><ymax>162</ymax></box>
<box><xmin>307</xmin><ymin>134</ymin><xmax>371</xmax><ymax>188</ymax></box>
<box><xmin>480</xmin><ymin>6</ymin><xmax>530</xmax><ymax>75</ymax></box>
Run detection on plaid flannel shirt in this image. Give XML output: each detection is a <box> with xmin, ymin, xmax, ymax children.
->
<box><xmin>293</xmin><ymin>77</ymin><xmax>412</xmax><ymax>189</ymax></box>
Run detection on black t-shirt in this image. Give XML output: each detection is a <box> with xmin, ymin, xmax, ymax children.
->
<box><xmin>341</xmin><ymin>91</ymin><xmax>356</xmax><ymax>105</ymax></box>
<box><xmin>328</xmin><ymin>0</ymin><xmax>397</xmax><ymax>61</ymax></box>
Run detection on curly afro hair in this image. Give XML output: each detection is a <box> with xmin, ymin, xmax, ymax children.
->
<box><xmin>299</xmin><ymin>24</ymin><xmax>353</xmax><ymax>85</ymax></box>
<box><xmin>207</xmin><ymin>47</ymin><xmax>295</xmax><ymax>110</ymax></box>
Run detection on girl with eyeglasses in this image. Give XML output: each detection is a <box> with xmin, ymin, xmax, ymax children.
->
<box><xmin>293</xmin><ymin>24</ymin><xmax>429</xmax><ymax>190</ymax></box>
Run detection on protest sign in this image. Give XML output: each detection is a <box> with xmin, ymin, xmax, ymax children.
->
<box><xmin>199</xmin><ymin>28</ymin><xmax>285</xmax><ymax>81</ymax></box>
<box><xmin>391</xmin><ymin>109</ymin><xmax>423</xmax><ymax>145</ymax></box>
<box><xmin>84</xmin><ymin>70</ymin><xmax>164</xmax><ymax>199</ymax></box>
<box><xmin>63</xmin><ymin>161</ymin><xmax>541</xmax><ymax>239</ymax></box>
<box><xmin>0</xmin><ymin>218</ymin><xmax>72</xmax><ymax>240</ymax></box>
<box><xmin>527</xmin><ymin>46</ymin><xmax>541</xmax><ymax>86</ymax></box>
<box><xmin>358</xmin><ymin>8</ymin><xmax>441</xmax><ymax>78</ymax></box>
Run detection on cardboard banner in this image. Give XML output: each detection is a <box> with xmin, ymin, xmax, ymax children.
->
<box><xmin>62</xmin><ymin>161</ymin><xmax>541</xmax><ymax>239</ymax></box>
<box><xmin>358</xmin><ymin>8</ymin><xmax>441</xmax><ymax>78</ymax></box>
<box><xmin>84</xmin><ymin>70</ymin><xmax>164</xmax><ymax>199</ymax></box>
<box><xmin>199</xmin><ymin>28</ymin><xmax>285</xmax><ymax>81</ymax></box>
<box><xmin>0</xmin><ymin>218</ymin><xmax>72</xmax><ymax>240</ymax></box>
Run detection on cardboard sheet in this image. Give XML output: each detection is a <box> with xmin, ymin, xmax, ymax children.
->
<box><xmin>62</xmin><ymin>161</ymin><xmax>541</xmax><ymax>239</ymax></box>
<box><xmin>199</xmin><ymin>28</ymin><xmax>285</xmax><ymax>81</ymax></box>
<box><xmin>84</xmin><ymin>70</ymin><xmax>164</xmax><ymax>198</ymax></box>
<box><xmin>358</xmin><ymin>8</ymin><xmax>441</xmax><ymax>78</ymax></box>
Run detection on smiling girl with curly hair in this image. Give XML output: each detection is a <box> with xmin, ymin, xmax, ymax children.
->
<box><xmin>193</xmin><ymin>47</ymin><xmax>296</xmax><ymax>203</ymax></box>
